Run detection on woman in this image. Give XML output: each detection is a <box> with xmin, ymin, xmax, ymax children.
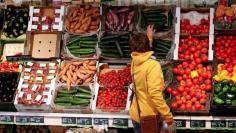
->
<box><xmin>130</xmin><ymin>25</ymin><xmax>173</xmax><ymax>133</ymax></box>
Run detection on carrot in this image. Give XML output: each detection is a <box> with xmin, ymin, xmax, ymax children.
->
<box><xmin>87</xmin><ymin>17</ymin><xmax>92</xmax><ymax>26</ymax></box>
<box><xmin>72</xmin><ymin>61</ymin><xmax>83</xmax><ymax>66</ymax></box>
<box><xmin>75</xmin><ymin>29</ymin><xmax>85</xmax><ymax>34</ymax></box>
<box><xmin>62</xmin><ymin>75</ymin><xmax>68</xmax><ymax>81</ymax></box>
<box><xmin>72</xmin><ymin>17</ymin><xmax>80</xmax><ymax>22</ymax></box>
<box><xmin>86</xmin><ymin>69</ymin><xmax>96</xmax><ymax>74</ymax></box>
<box><xmin>91</xmin><ymin>18</ymin><xmax>100</xmax><ymax>26</ymax></box>
<box><xmin>74</xmin><ymin>22</ymin><xmax>82</xmax><ymax>30</ymax></box>
<box><xmin>84</xmin><ymin>77</ymin><xmax>93</xmax><ymax>83</ymax></box>
<box><xmin>85</xmin><ymin>10</ymin><xmax>93</xmax><ymax>17</ymax></box>
<box><xmin>80</xmin><ymin>7</ymin><xmax>84</xmax><ymax>13</ymax></box>
<box><xmin>70</xmin><ymin>22</ymin><xmax>76</xmax><ymax>29</ymax></box>
<box><xmin>68</xmin><ymin>8</ymin><xmax>75</xmax><ymax>18</ymax></box>
<box><xmin>66</xmin><ymin>79</ymin><xmax>71</xmax><ymax>90</ymax></box>
<box><xmin>69</xmin><ymin>65</ymin><xmax>74</xmax><ymax>75</ymax></box>
<box><xmin>84</xmin><ymin>74</ymin><xmax>91</xmax><ymax>80</ymax></box>
<box><xmin>85</xmin><ymin>5</ymin><xmax>91</xmax><ymax>10</ymax></box>
<box><xmin>88</xmin><ymin>60</ymin><xmax>96</xmax><ymax>66</ymax></box>
<box><xmin>78</xmin><ymin>68</ymin><xmax>87</xmax><ymax>74</ymax></box>
<box><xmin>89</xmin><ymin>26</ymin><xmax>98</xmax><ymax>30</ymax></box>
<box><xmin>81</xmin><ymin>17</ymin><xmax>90</xmax><ymax>25</ymax></box>
<box><xmin>83</xmin><ymin>62</ymin><xmax>89</xmax><ymax>70</ymax></box>
<box><xmin>58</xmin><ymin>64</ymin><xmax>70</xmax><ymax>77</ymax></box>
<box><xmin>73</xmin><ymin>9</ymin><xmax>79</xmax><ymax>18</ymax></box>
<box><xmin>88</xmin><ymin>65</ymin><xmax>96</xmax><ymax>71</ymax></box>
<box><xmin>76</xmin><ymin>71</ymin><xmax>86</xmax><ymax>80</ymax></box>
<box><xmin>66</xmin><ymin>70</ymin><xmax>72</xmax><ymax>80</ymax></box>
<box><xmin>72</xmin><ymin>72</ymin><xmax>77</xmax><ymax>82</ymax></box>
<box><xmin>65</xmin><ymin>19</ymin><xmax>70</xmax><ymax>30</ymax></box>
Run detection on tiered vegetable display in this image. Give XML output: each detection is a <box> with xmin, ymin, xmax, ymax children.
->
<box><xmin>105</xmin><ymin>6</ymin><xmax>135</xmax><ymax>31</ymax></box>
<box><xmin>97</xmin><ymin>66</ymin><xmax>131</xmax><ymax>111</ymax></box>
<box><xmin>54</xmin><ymin>86</ymin><xmax>91</xmax><ymax>107</ymax></box>
<box><xmin>65</xmin><ymin>5</ymin><xmax>100</xmax><ymax>34</ymax></box>
<box><xmin>99</xmin><ymin>33</ymin><xmax>131</xmax><ymax>58</ymax></box>
<box><xmin>180</xmin><ymin>18</ymin><xmax>209</xmax><ymax>34</ymax></box>
<box><xmin>3</xmin><ymin>7</ymin><xmax>28</xmax><ymax>38</ymax></box>
<box><xmin>58</xmin><ymin>60</ymin><xmax>96</xmax><ymax>89</ymax></box>
<box><xmin>140</xmin><ymin>8</ymin><xmax>172</xmax><ymax>31</ymax></box>
<box><xmin>66</xmin><ymin>35</ymin><xmax>97</xmax><ymax>57</ymax></box>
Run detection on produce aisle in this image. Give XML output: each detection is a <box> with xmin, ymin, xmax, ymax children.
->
<box><xmin>0</xmin><ymin>0</ymin><xmax>236</xmax><ymax>132</ymax></box>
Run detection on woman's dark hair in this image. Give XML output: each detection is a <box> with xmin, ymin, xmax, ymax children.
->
<box><xmin>129</xmin><ymin>33</ymin><xmax>151</xmax><ymax>52</ymax></box>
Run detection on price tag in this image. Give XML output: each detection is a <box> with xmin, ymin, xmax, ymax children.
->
<box><xmin>62</xmin><ymin>117</ymin><xmax>76</xmax><ymax>125</ymax></box>
<box><xmin>94</xmin><ymin>118</ymin><xmax>109</xmax><ymax>125</ymax></box>
<box><xmin>29</xmin><ymin>116</ymin><xmax>44</xmax><ymax>124</ymax></box>
<box><xmin>0</xmin><ymin>115</ymin><xmax>14</xmax><ymax>123</ymax></box>
<box><xmin>112</xmin><ymin>118</ymin><xmax>128</xmax><ymax>128</ymax></box>
<box><xmin>77</xmin><ymin>117</ymin><xmax>92</xmax><ymax>127</ymax></box>
<box><xmin>175</xmin><ymin>120</ymin><xmax>186</xmax><ymax>128</ymax></box>
<box><xmin>190</xmin><ymin>120</ymin><xmax>205</xmax><ymax>128</ymax></box>
<box><xmin>228</xmin><ymin>121</ymin><xmax>236</xmax><ymax>128</ymax></box>
<box><xmin>16</xmin><ymin>116</ymin><xmax>29</xmax><ymax>123</ymax></box>
<box><xmin>211</xmin><ymin>120</ymin><xmax>226</xmax><ymax>128</ymax></box>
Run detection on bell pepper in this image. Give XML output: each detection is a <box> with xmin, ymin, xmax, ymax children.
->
<box><xmin>231</xmin><ymin>75</ymin><xmax>236</xmax><ymax>83</ymax></box>
<box><xmin>217</xmin><ymin>64</ymin><xmax>223</xmax><ymax>72</ymax></box>
<box><xmin>223</xmin><ymin>84</ymin><xmax>230</xmax><ymax>93</ymax></box>
<box><xmin>219</xmin><ymin>70</ymin><xmax>228</xmax><ymax>78</ymax></box>
<box><xmin>214</xmin><ymin>83</ymin><xmax>222</xmax><ymax>93</ymax></box>
<box><xmin>226</xmin><ymin>93</ymin><xmax>235</xmax><ymax>99</ymax></box>
<box><xmin>226</xmin><ymin>99</ymin><xmax>232</xmax><ymax>105</ymax></box>
<box><xmin>214</xmin><ymin>75</ymin><xmax>222</xmax><ymax>82</ymax></box>
<box><xmin>191</xmin><ymin>70</ymin><xmax>198</xmax><ymax>79</ymax></box>
<box><xmin>213</xmin><ymin>96</ymin><xmax>224</xmax><ymax>105</ymax></box>
<box><xmin>233</xmin><ymin>65</ymin><xmax>236</xmax><ymax>73</ymax></box>
<box><xmin>231</xmin><ymin>85</ymin><xmax>236</xmax><ymax>93</ymax></box>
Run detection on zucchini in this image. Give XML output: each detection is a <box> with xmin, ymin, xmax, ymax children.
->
<box><xmin>79</xmin><ymin>41</ymin><xmax>97</xmax><ymax>45</ymax></box>
<box><xmin>101</xmin><ymin>49</ymin><xmax>119</xmax><ymax>54</ymax></box>
<box><xmin>67</xmin><ymin>45</ymin><xmax>80</xmax><ymax>49</ymax></box>
<box><xmin>99</xmin><ymin>45</ymin><xmax>117</xmax><ymax>49</ymax></box>
<box><xmin>79</xmin><ymin>36</ymin><xmax>97</xmax><ymax>41</ymax></box>
<box><xmin>76</xmin><ymin>87</ymin><xmax>91</xmax><ymax>94</ymax></box>
<box><xmin>101</xmin><ymin>52</ymin><xmax>121</xmax><ymax>58</ymax></box>
<box><xmin>99</xmin><ymin>40</ymin><xmax>116</xmax><ymax>45</ymax></box>
<box><xmin>71</xmin><ymin>100</ymin><xmax>90</xmax><ymax>106</ymax></box>
<box><xmin>115</xmin><ymin>41</ymin><xmax>124</xmax><ymax>57</ymax></box>
<box><xmin>70</xmin><ymin>49</ymin><xmax>96</xmax><ymax>54</ymax></box>
<box><xmin>156</xmin><ymin>40</ymin><xmax>172</xmax><ymax>48</ymax></box>
<box><xmin>154</xmin><ymin>47</ymin><xmax>169</xmax><ymax>53</ymax></box>
<box><xmin>143</xmin><ymin>9</ymin><xmax>165</xmax><ymax>14</ymax></box>
<box><xmin>55</xmin><ymin>103</ymin><xmax>72</xmax><ymax>106</ymax></box>
<box><xmin>156</xmin><ymin>52</ymin><xmax>168</xmax><ymax>56</ymax></box>
<box><xmin>57</xmin><ymin>93</ymin><xmax>73</xmax><ymax>97</ymax></box>
<box><xmin>68</xmin><ymin>37</ymin><xmax>80</xmax><ymax>45</ymax></box>
<box><xmin>55</xmin><ymin>97</ymin><xmax>73</xmax><ymax>103</ymax></box>
<box><xmin>154</xmin><ymin>43</ymin><xmax>170</xmax><ymax>51</ymax></box>
<box><xmin>80</xmin><ymin>44</ymin><xmax>96</xmax><ymax>48</ymax></box>
<box><xmin>74</xmin><ymin>94</ymin><xmax>91</xmax><ymax>99</ymax></box>
<box><xmin>58</xmin><ymin>89</ymin><xmax>77</xmax><ymax>94</ymax></box>
<box><xmin>101</xmin><ymin>35</ymin><xmax>119</xmax><ymax>41</ymax></box>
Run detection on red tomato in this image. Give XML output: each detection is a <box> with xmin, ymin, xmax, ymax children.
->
<box><xmin>180</xmin><ymin>104</ymin><xmax>186</xmax><ymax>111</ymax></box>
<box><xmin>170</xmin><ymin>102</ymin><xmax>178</xmax><ymax>110</ymax></box>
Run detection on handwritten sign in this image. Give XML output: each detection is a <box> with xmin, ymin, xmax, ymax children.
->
<box><xmin>211</xmin><ymin>120</ymin><xmax>226</xmax><ymax>128</ymax></box>
<box><xmin>190</xmin><ymin>120</ymin><xmax>205</xmax><ymax>128</ymax></box>
<box><xmin>112</xmin><ymin>118</ymin><xmax>128</xmax><ymax>128</ymax></box>
<box><xmin>0</xmin><ymin>115</ymin><xmax>14</xmax><ymax>123</ymax></box>
<box><xmin>29</xmin><ymin>116</ymin><xmax>44</xmax><ymax>124</ymax></box>
<box><xmin>94</xmin><ymin>118</ymin><xmax>109</xmax><ymax>125</ymax></box>
<box><xmin>175</xmin><ymin>120</ymin><xmax>186</xmax><ymax>128</ymax></box>
<box><xmin>77</xmin><ymin>117</ymin><xmax>92</xmax><ymax>126</ymax></box>
<box><xmin>61</xmin><ymin>117</ymin><xmax>76</xmax><ymax>125</ymax></box>
<box><xmin>228</xmin><ymin>121</ymin><xmax>236</xmax><ymax>128</ymax></box>
<box><xmin>16</xmin><ymin>116</ymin><xmax>29</xmax><ymax>123</ymax></box>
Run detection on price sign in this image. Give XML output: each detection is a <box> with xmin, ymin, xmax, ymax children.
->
<box><xmin>190</xmin><ymin>120</ymin><xmax>205</xmax><ymax>128</ymax></box>
<box><xmin>228</xmin><ymin>121</ymin><xmax>236</xmax><ymax>128</ymax></box>
<box><xmin>0</xmin><ymin>115</ymin><xmax>14</xmax><ymax>123</ymax></box>
<box><xmin>94</xmin><ymin>118</ymin><xmax>109</xmax><ymax>125</ymax></box>
<box><xmin>175</xmin><ymin>120</ymin><xmax>186</xmax><ymax>128</ymax></box>
<box><xmin>16</xmin><ymin>116</ymin><xmax>29</xmax><ymax>123</ymax></box>
<box><xmin>112</xmin><ymin>118</ymin><xmax>128</xmax><ymax>128</ymax></box>
<box><xmin>6</xmin><ymin>55</ymin><xmax>32</xmax><ymax>62</ymax></box>
<box><xmin>61</xmin><ymin>117</ymin><xmax>76</xmax><ymax>125</ymax></box>
<box><xmin>29</xmin><ymin>116</ymin><xmax>44</xmax><ymax>124</ymax></box>
<box><xmin>211</xmin><ymin>120</ymin><xmax>226</xmax><ymax>128</ymax></box>
<box><xmin>77</xmin><ymin>118</ymin><xmax>92</xmax><ymax>126</ymax></box>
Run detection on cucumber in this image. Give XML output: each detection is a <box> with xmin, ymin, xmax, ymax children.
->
<box><xmin>101</xmin><ymin>52</ymin><xmax>121</xmax><ymax>58</ymax></box>
<box><xmin>76</xmin><ymin>87</ymin><xmax>91</xmax><ymax>94</ymax></box>
<box><xmin>79</xmin><ymin>36</ymin><xmax>97</xmax><ymax>41</ymax></box>
<box><xmin>101</xmin><ymin>35</ymin><xmax>119</xmax><ymax>41</ymax></box>
<box><xmin>74</xmin><ymin>94</ymin><xmax>91</xmax><ymax>99</ymax></box>
<box><xmin>99</xmin><ymin>45</ymin><xmax>117</xmax><ymax>49</ymax></box>
<box><xmin>144</xmin><ymin>13</ymin><xmax>166</xmax><ymax>18</ymax></box>
<box><xmin>70</xmin><ymin>49</ymin><xmax>96</xmax><ymax>54</ymax></box>
<box><xmin>156</xmin><ymin>52</ymin><xmax>168</xmax><ymax>56</ymax></box>
<box><xmin>55</xmin><ymin>97</ymin><xmax>73</xmax><ymax>103</ymax></box>
<box><xmin>55</xmin><ymin>103</ymin><xmax>72</xmax><ymax>106</ymax></box>
<box><xmin>154</xmin><ymin>43</ymin><xmax>170</xmax><ymax>51</ymax></box>
<box><xmin>143</xmin><ymin>9</ymin><xmax>165</xmax><ymax>14</ymax></box>
<box><xmin>71</xmin><ymin>100</ymin><xmax>90</xmax><ymax>105</ymax></box>
<box><xmin>168</xmin><ymin>10</ymin><xmax>173</xmax><ymax>28</ymax></box>
<box><xmin>99</xmin><ymin>40</ymin><xmax>116</xmax><ymax>45</ymax></box>
<box><xmin>80</xmin><ymin>44</ymin><xmax>96</xmax><ymax>48</ymax></box>
<box><xmin>68</xmin><ymin>37</ymin><xmax>80</xmax><ymax>45</ymax></box>
<box><xmin>119</xmin><ymin>35</ymin><xmax>130</xmax><ymax>40</ymax></box>
<box><xmin>79</xmin><ymin>41</ymin><xmax>97</xmax><ymax>45</ymax></box>
<box><xmin>115</xmin><ymin>41</ymin><xmax>124</xmax><ymax>57</ymax></box>
<box><xmin>156</xmin><ymin>40</ymin><xmax>172</xmax><ymax>48</ymax></box>
<box><xmin>101</xmin><ymin>49</ymin><xmax>119</xmax><ymax>54</ymax></box>
<box><xmin>57</xmin><ymin>93</ymin><xmax>73</xmax><ymax>97</ymax></box>
<box><xmin>58</xmin><ymin>89</ymin><xmax>77</xmax><ymax>94</ymax></box>
<box><xmin>120</xmin><ymin>45</ymin><xmax>130</xmax><ymax>49</ymax></box>
<box><xmin>147</xmin><ymin>17</ymin><xmax>167</xmax><ymax>23</ymax></box>
<box><xmin>67</xmin><ymin>45</ymin><xmax>80</xmax><ymax>49</ymax></box>
<box><xmin>154</xmin><ymin>47</ymin><xmax>168</xmax><ymax>53</ymax></box>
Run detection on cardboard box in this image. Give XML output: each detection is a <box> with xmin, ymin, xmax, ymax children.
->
<box><xmin>92</xmin><ymin>63</ymin><xmax>132</xmax><ymax>114</ymax></box>
<box><xmin>25</xmin><ymin>32</ymin><xmax>62</xmax><ymax>59</ymax></box>
<box><xmin>52</xmin><ymin>85</ymin><xmax>94</xmax><ymax>113</ymax></box>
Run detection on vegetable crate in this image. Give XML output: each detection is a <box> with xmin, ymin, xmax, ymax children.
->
<box><xmin>63</xmin><ymin>34</ymin><xmax>99</xmax><ymax>59</ymax></box>
<box><xmin>138</xmin><ymin>5</ymin><xmax>173</xmax><ymax>32</ymax></box>
<box><xmin>101</xmin><ymin>5</ymin><xmax>139</xmax><ymax>32</ymax></box>
<box><xmin>28</xmin><ymin>6</ymin><xmax>65</xmax><ymax>32</ymax></box>
<box><xmin>174</xmin><ymin>7</ymin><xmax>214</xmax><ymax>35</ymax></box>
<box><xmin>64</xmin><ymin>4</ymin><xmax>100</xmax><ymax>35</ymax></box>
<box><xmin>57</xmin><ymin>60</ymin><xmax>98</xmax><ymax>88</ymax></box>
<box><xmin>25</xmin><ymin>32</ymin><xmax>62</xmax><ymax>59</ymax></box>
<box><xmin>52</xmin><ymin>85</ymin><xmax>93</xmax><ymax>113</ymax></box>
<box><xmin>98</xmin><ymin>32</ymin><xmax>132</xmax><ymax>60</ymax></box>
<box><xmin>14</xmin><ymin>60</ymin><xmax>60</xmax><ymax>112</ymax></box>
<box><xmin>1</xmin><ymin>6</ymin><xmax>29</xmax><ymax>40</ymax></box>
<box><xmin>0</xmin><ymin>72</ymin><xmax>20</xmax><ymax>112</ymax></box>
<box><xmin>211</xmin><ymin>59</ymin><xmax>236</xmax><ymax>116</ymax></box>
<box><xmin>173</xmin><ymin>34</ymin><xmax>214</xmax><ymax>61</ymax></box>
<box><xmin>92</xmin><ymin>63</ymin><xmax>132</xmax><ymax>114</ymax></box>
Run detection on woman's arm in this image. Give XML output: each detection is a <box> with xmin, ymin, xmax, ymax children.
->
<box><xmin>147</xmin><ymin>25</ymin><xmax>155</xmax><ymax>47</ymax></box>
<box><xmin>147</xmin><ymin>62</ymin><xmax>173</xmax><ymax>124</ymax></box>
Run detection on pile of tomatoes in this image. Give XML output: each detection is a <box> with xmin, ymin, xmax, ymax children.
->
<box><xmin>180</xmin><ymin>18</ymin><xmax>209</xmax><ymax>34</ymax></box>
<box><xmin>0</xmin><ymin>61</ymin><xmax>20</xmax><ymax>72</ymax></box>
<box><xmin>168</xmin><ymin>62</ymin><xmax>212</xmax><ymax>111</ymax></box>
<box><xmin>215</xmin><ymin>36</ymin><xmax>236</xmax><ymax>64</ymax></box>
<box><xmin>97</xmin><ymin>66</ymin><xmax>131</xmax><ymax>110</ymax></box>
<box><xmin>178</xmin><ymin>36</ymin><xmax>209</xmax><ymax>63</ymax></box>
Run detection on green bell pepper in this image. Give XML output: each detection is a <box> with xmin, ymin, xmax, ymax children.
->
<box><xmin>213</xmin><ymin>96</ymin><xmax>224</xmax><ymax>105</ymax></box>
<box><xmin>223</xmin><ymin>84</ymin><xmax>230</xmax><ymax>93</ymax></box>
<box><xmin>231</xmin><ymin>85</ymin><xmax>236</xmax><ymax>93</ymax></box>
<box><xmin>232</xmin><ymin>100</ymin><xmax>236</xmax><ymax>105</ymax></box>
<box><xmin>214</xmin><ymin>83</ymin><xmax>222</xmax><ymax>93</ymax></box>
<box><xmin>225</xmin><ymin>99</ymin><xmax>232</xmax><ymax>105</ymax></box>
<box><xmin>226</xmin><ymin>93</ymin><xmax>235</xmax><ymax>100</ymax></box>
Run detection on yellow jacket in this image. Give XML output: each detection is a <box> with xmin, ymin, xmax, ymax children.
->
<box><xmin>130</xmin><ymin>51</ymin><xmax>173</xmax><ymax>123</ymax></box>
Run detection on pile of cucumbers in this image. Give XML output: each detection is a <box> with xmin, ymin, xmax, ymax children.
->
<box><xmin>99</xmin><ymin>32</ymin><xmax>132</xmax><ymax>58</ymax></box>
<box><xmin>66</xmin><ymin>35</ymin><xmax>97</xmax><ymax>57</ymax></box>
<box><xmin>141</xmin><ymin>8</ymin><xmax>172</xmax><ymax>31</ymax></box>
<box><xmin>55</xmin><ymin>87</ymin><xmax>91</xmax><ymax>107</ymax></box>
<box><xmin>152</xmin><ymin>39</ymin><xmax>172</xmax><ymax>59</ymax></box>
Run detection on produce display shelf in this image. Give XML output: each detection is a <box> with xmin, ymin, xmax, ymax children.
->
<box><xmin>0</xmin><ymin>112</ymin><xmax>235</xmax><ymax>130</ymax></box>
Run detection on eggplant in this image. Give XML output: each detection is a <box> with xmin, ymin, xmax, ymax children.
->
<box><xmin>109</xmin><ymin>9</ymin><xmax>119</xmax><ymax>28</ymax></box>
<box><xmin>127</xmin><ymin>10</ymin><xmax>135</xmax><ymax>25</ymax></box>
<box><xmin>116</xmin><ymin>7</ymin><xmax>131</xmax><ymax>14</ymax></box>
<box><xmin>119</xmin><ymin>13</ymin><xmax>126</xmax><ymax>28</ymax></box>
<box><xmin>106</xmin><ymin>11</ymin><xmax>114</xmax><ymax>27</ymax></box>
